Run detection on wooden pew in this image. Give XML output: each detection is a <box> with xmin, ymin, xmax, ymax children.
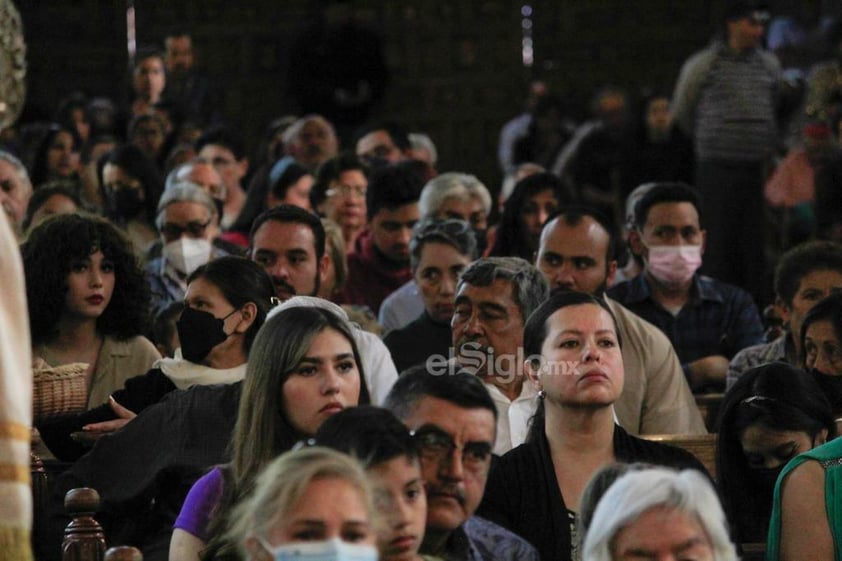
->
<box><xmin>62</xmin><ymin>487</ymin><xmax>106</xmax><ymax>561</ymax></box>
<box><xmin>60</xmin><ymin>488</ymin><xmax>144</xmax><ymax>561</ymax></box>
<box><xmin>642</xmin><ymin>433</ymin><xmax>718</xmax><ymax>481</ymax></box>
<box><xmin>695</xmin><ymin>392</ymin><xmax>725</xmax><ymax>433</ymax></box>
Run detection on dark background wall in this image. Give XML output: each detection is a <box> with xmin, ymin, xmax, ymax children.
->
<box><xmin>14</xmin><ymin>0</ymin><xmax>819</xmax><ymax>190</ymax></box>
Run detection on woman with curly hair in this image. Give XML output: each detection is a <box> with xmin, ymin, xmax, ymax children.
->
<box><xmin>22</xmin><ymin>213</ymin><xmax>160</xmax><ymax>410</ymax></box>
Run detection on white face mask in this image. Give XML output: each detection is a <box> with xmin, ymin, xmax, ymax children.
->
<box><xmin>257</xmin><ymin>537</ymin><xmax>378</xmax><ymax>561</ymax></box>
<box><xmin>162</xmin><ymin>237</ymin><xmax>212</xmax><ymax>276</ymax></box>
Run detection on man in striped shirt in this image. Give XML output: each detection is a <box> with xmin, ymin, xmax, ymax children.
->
<box><xmin>672</xmin><ymin>1</ymin><xmax>781</xmax><ymax>304</ymax></box>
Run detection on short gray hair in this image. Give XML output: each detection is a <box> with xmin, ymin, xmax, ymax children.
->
<box><xmin>409</xmin><ymin>218</ymin><xmax>477</xmax><ymax>273</ymax></box>
<box><xmin>418</xmin><ymin>172</ymin><xmax>492</xmax><ymax>219</ymax></box>
<box><xmin>165</xmin><ymin>156</ymin><xmax>218</xmax><ymax>188</ymax></box>
<box><xmin>281</xmin><ymin>114</ymin><xmax>336</xmax><ymax>146</ymax></box>
<box><xmin>582</xmin><ymin>468</ymin><xmax>737</xmax><ymax>561</ymax></box>
<box><xmin>155</xmin><ymin>181</ymin><xmax>217</xmax><ymax>231</ymax></box>
<box><xmin>0</xmin><ymin>150</ymin><xmax>32</xmax><ymax>192</ymax></box>
<box><xmin>458</xmin><ymin>257</ymin><xmax>548</xmax><ymax>322</ymax></box>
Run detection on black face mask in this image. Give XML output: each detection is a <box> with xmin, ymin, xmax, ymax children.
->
<box><xmin>810</xmin><ymin>368</ymin><xmax>842</xmax><ymax>412</ymax></box>
<box><xmin>752</xmin><ymin>464</ymin><xmax>786</xmax><ymax>491</ymax></box>
<box><xmin>176</xmin><ymin>307</ymin><xmax>238</xmax><ymax>364</ymax></box>
<box><xmin>108</xmin><ymin>189</ymin><xmax>144</xmax><ymax>218</ymax></box>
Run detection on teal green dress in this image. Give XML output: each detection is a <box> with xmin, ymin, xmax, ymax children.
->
<box><xmin>767</xmin><ymin>437</ymin><xmax>842</xmax><ymax>560</ymax></box>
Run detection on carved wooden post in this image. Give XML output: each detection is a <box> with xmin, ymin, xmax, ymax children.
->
<box><xmin>30</xmin><ymin>451</ymin><xmax>49</xmax><ymax>548</ymax></box>
<box><xmin>105</xmin><ymin>546</ymin><xmax>142</xmax><ymax>561</ymax></box>
<box><xmin>62</xmin><ymin>487</ymin><xmax>106</xmax><ymax>561</ymax></box>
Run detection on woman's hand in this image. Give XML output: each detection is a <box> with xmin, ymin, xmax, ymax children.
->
<box><xmin>81</xmin><ymin>396</ymin><xmax>137</xmax><ymax>434</ymax></box>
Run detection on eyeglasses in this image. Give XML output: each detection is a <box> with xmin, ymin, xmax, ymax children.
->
<box><xmin>161</xmin><ymin>219</ymin><xmax>211</xmax><ymax>240</ymax></box>
<box><xmin>414</xmin><ymin>218</ymin><xmax>473</xmax><ymax>239</ymax></box>
<box><xmin>411</xmin><ymin>426</ymin><xmax>492</xmax><ymax>471</ymax></box>
<box><xmin>326</xmin><ymin>184</ymin><xmax>367</xmax><ymax>198</ymax></box>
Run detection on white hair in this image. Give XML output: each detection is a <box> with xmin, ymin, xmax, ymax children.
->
<box><xmin>582</xmin><ymin>468</ymin><xmax>737</xmax><ymax>561</ymax></box>
<box><xmin>418</xmin><ymin>171</ymin><xmax>491</xmax><ymax>219</ymax></box>
<box><xmin>0</xmin><ymin>150</ymin><xmax>32</xmax><ymax>192</ymax></box>
<box><xmin>155</xmin><ymin>181</ymin><xmax>217</xmax><ymax>230</ymax></box>
<box><xmin>408</xmin><ymin>132</ymin><xmax>438</xmax><ymax>165</ymax></box>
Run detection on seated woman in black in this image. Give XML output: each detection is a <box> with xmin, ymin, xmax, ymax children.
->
<box><xmin>477</xmin><ymin>290</ymin><xmax>707</xmax><ymax>561</ymax></box>
<box><xmin>716</xmin><ymin>362</ymin><xmax>835</xmax><ymax>544</ymax></box>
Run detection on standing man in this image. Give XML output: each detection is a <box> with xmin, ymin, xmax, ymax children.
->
<box><xmin>536</xmin><ymin>207</ymin><xmax>706</xmax><ymax>434</ymax></box>
<box><xmin>162</xmin><ymin>30</ymin><xmax>222</xmax><ymax>126</ymax></box>
<box><xmin>384</xmin><ymin>366</ymin><xmax>540</xmax><ymax>560</ymax></box>
<box><xmin>609</xmin><ymin>183</ymin><xmax>764</xmax><ymax>391</ymax></box>
<box><xmin>672</xmin><ymin>1</ymin><xmax>779</xmax><ymax>300</ymax></box>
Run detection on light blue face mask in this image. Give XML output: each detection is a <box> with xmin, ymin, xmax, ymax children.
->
<box><xmin>257</xmin><ymin>537</ymin><xmax>378</xmax><ymax>561</ymax></box>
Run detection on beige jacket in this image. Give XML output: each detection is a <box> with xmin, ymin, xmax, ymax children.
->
<box><xmin>606</xmin><ymin>297</ymin><xmax>707</xmax><ymax>435</ymax></box>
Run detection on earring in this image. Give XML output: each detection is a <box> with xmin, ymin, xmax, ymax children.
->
<box><xmin>537</xmin><ymin>389</ymin><xmax>545</xmax><ymax>399</ymax></box>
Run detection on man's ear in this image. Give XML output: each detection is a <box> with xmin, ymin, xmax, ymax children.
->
<box><xmin>318</xmin><ymin>252</ymin><xmax>330</xmax><ymax>286</ymax></box>
<box><xmin>700</xmin><ymin>228</ymin><xmax>707</xmax><ymax>256</ymax></box>
<box><xmin>236</xmin><ymin>157</ymin><xmax>249</xmax><ymax>181</ymax></box>
<box><xmin>524</xmin><ymin>358</ymin><xmax>542</xmax><ymax>388</ymax></box>
<box><xmin>776</xmin><ymin>295</ymin><xmax>792</xmax><ymax>326</ymax></box>
<box><xmin>235</xmin><ymin>302</ymin><xmax>258</xmax><ymax>334</ymax></box>
<box><xmin>606</xmin><ymin>260</ymin><xmax>618</xmax><ymax>286</ymax></box>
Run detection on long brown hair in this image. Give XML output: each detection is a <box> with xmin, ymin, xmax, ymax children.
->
<box><xmin>203</xmin><ymin>306</ymin><xmax>370</xmax><ymax>560</ymax></box>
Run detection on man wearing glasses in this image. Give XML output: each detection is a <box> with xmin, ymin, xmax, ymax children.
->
<box><xmin>147</xmin><ymin>182</ymin><xmax>227</xmax><ymax>315</ymax></box>
<box><xmin>385</xmin><ymin>366</ymin><xmax>539</xmax><ymax>561</ymax></box>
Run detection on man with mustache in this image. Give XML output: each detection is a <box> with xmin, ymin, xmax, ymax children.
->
<box><xmin>248</xmin><ymin>204</ymin><xmax>329</xmax><ymax>302</ymax></box>
<box><xmin>451</xmin><ymin>257</ymin><xmax>549</xmax><ymax>455</ymax></box>
<box><xmin>247</xmin><ymin>205</ymin><xmax>398</xmax><ymax>405</ymax></box>
<box><xmin>385</xmin><ymin>366</ymin><xmax>539</xmax><ymax>561</ymax></box>
<box><xmin>339</xmin><ymin>162</ymin><xmax>424</xmax><ymax>315</ymax></box>
<box><xmin>282</xmin><ymin>114</ymin><xmax>339</xmax><ymax>172</ymax></box>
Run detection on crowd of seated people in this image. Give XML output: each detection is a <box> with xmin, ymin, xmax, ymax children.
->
<box><xmin>8</xmin><ymin>4</ymin><xmax>842</xmax><ymax>560</ymax></box>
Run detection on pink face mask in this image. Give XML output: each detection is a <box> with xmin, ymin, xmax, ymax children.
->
<box><xmin>645</xmin><ymin>245</ymin><xmax>702</xmax><ymax>287</ymax></box>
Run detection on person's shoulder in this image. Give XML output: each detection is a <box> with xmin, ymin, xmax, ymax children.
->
<box><xmin>697</xmin><ymin>275</ymin><xmax>753</xmax><ymax>302</ymax></box>
<box><xmin>161</xmin><ymin>381</ymin><xmax>242</xmax><ymax>411</ymax></box>
<box><xmin>622</xmin><ymin>429</ymin><xmax>709</xmax><ymax>474</ymax></box>
<box><xmin>464</xmin><ymin>516</ymin><xmax>541</xmax><ymax>561</ymax></box>
<box><xmin>607</xmin><ymin>279</ymin><xmax>632</xmax><ymax>301</ymax></box>
<box><xmin>681</xmin><ymin>43</ymin><xmax>720</xmax><ymax>69</ymax></box>
<box><xmin>605</xmin><ymin>297</ymin><xmax>671</xmax><ymax>346</ymax></box>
